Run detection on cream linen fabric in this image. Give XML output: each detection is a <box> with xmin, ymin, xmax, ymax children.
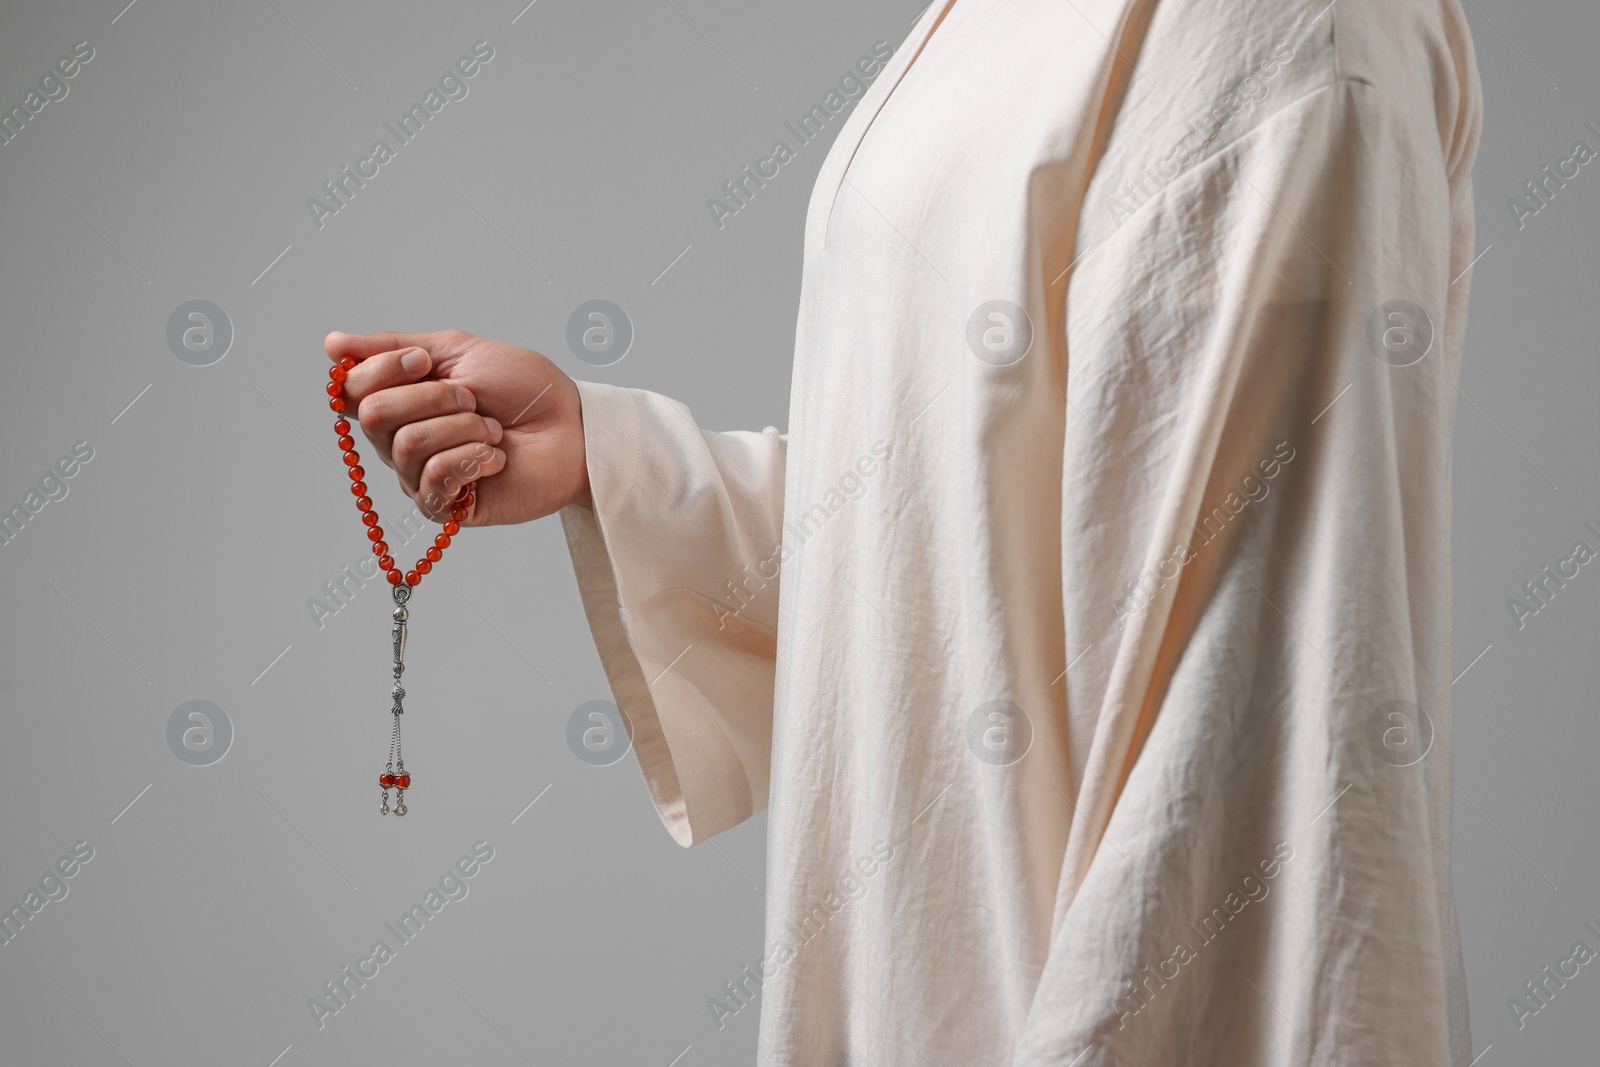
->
<box><xmin>558</xmin><ymin>0</ymin><xmax>1483</xmax><ymax>1063</ymax></box>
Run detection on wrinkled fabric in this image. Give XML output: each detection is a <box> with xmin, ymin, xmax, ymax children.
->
<box><xmin>558</xmin><ymin>0</ymin><xmax>1482</xmax><ymax>1063</ymax></box>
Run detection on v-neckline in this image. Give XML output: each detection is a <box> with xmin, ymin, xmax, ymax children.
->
<box><xmin>818</xmin><ymin>0</ymin><xmax>966</xmax><ymax>242</ymax></box>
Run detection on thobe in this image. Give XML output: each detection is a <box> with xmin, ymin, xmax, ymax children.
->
<box><xmin>558</xmin><ymin>0</ymin><xmax>1483</xmax><ymax>1063</ymax></box>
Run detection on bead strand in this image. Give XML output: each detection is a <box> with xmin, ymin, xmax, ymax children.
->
<box><xmin>327</xmin><ymin>358</ymin><xmax>475</xmax><ymax>589</ymax></box>
<box><xmin>329</xmin><ymin>356</ymin><xmax>478</xmax><ymax>818</ymax></box>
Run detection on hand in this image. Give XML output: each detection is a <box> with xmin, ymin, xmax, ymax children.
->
<box><xmin>325</xmin><ymin>329</ymin><xmax>591</xmax><ymax>526</ymax></box>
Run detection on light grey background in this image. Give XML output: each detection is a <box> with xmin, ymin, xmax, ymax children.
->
<box><xmin>0</xmin><ymin>1</ymin><xmax>1593</xmax><ymax>1065</ymax></box>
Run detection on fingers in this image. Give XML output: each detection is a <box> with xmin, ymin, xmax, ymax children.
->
<box><xmin>391</xmin><ymin>412</ymin><xmax>504</xmax><ymax>494</ymax></box>
<box><xmin>325</xmin><ymin>330</ymin><xmax>457</xmax><ymax>363</ymax></box>
<box><xmin>342</xmin><ymin>346</ymin><xmax>433</xmax><ymax>407</ymax></box>
<box><xmin>416</xmin><ymin>441</ymin><xmax>506</xmax><ymax>520</ymax></box>
<box><xmin>358</xmin><ymin>380</ymin><xmax>478</xmax><ymax>468</ymax></box>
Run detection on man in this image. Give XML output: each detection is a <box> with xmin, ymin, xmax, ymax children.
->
<box><xmin>330</xmin><ymin>0</ymin><xmax>1482</xmax><ymax>1061</ymax></box>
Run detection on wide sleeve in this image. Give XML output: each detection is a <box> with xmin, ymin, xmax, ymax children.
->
<box><xmin>1016</xmin><ymin>42</ymin><xmax>1481</xmax><ymax>1067</ymax></box>
<box><xmin>557</xmin><ymin>379</ymin><xmax>786</xmax><ymax>847</ymax></box>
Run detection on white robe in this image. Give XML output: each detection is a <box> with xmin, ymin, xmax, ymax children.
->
<box><xmin>558</xmin><ymin>0</ymin><xmax>1483</xmax><ymax>1063</ymax></box>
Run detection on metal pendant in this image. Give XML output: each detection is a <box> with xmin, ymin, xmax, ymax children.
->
<box><xmin>379</xmin><ymin>583</ymin><xmax>413</xmax><ymax>815</ymax></box>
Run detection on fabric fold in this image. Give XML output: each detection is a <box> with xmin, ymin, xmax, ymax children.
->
<box><xmin>559</xmin><ymin>379</ymin><xmax>787</xmax><ymax>846</ymax></box>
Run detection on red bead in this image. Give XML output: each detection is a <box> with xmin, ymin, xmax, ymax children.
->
<box><xmin>326</xmin><ymin>381</ymin><xmax>343</xmax><ymax>397</ymax></box>
<box><xmin>342</xmin><ymin>451</ymin><xmax>361</xmax><ymax>467</ymax></box>
<box><xmin>454</xmin><ymin>484</ymin><xmax>472</xmax><ymax>501</ymax></box>
<box><xmin>330</xmin><ymin>365</ymin><xmax>348</xmax><ymax>382</ymax></box>
<box><xmin>395</xmin><ymin>773</ymin><xmax>410</xmax><ymax>788</ymax></box>
<box><xmin>367</xmin><ymin>526</ymin><xmax>384</xmax><ymax>542</ymax></box>
<box><xmin>422</xmin><ymin>547</ymin><xmax>440</xmax><ymax>563</ymax></box>
<box><xmin>348</xmin><ymin>465</ymin><xmax>364</xmax><ymax>481</ymax></box>
<box><xmin>350</xmin><ymin>480</ymin><xmax>366</xmax><ymax>496</ymax></box>
<box><xmin>386</xmin><ymin>570</ymin><xmax>403</xmax><ymax>585</ymax></box>
<box><xmin>356</xmin><ymin>496</ymin><xmax>372</xmax><ymax>512</ymax></box>
<box><xmin>404</xmin><ymin>571</ymin><xmax>421</xmax><ymax>586</ymax></box>
<box><xmin>371</xmin><ymin>541</ymin><xmax>388</xmax><ymax>556</ymax></box>
<box><xmin>442</xmin><ymin>521</ymin><xmax>459</xmax><ymax>536</ymax></box>
<box><xmin>435</xmin><ymin>533</ymin><xmax>452</xmax><ymax>549</ymax></box>
<box><xmin>329</xmin><ymin>397</ymin><xmax>347</xmax><ymax>413</ymax></box>
<box><xmin>450</xmin><ymin>507</ymin><xmax>467</xmax><ymax>522</ymax></box>
<box><xmin>339</xmin><ymin>357</ymin><xmax>356</xmax><ymax>371</ymax></box>
<box><xmin>415</xmin><ymin>560</ymin><xmax>432</xmax><ymax>574</ymax></box>
<box><xmin>378</xmin><ymin>554</ymin><xmax>394</xmax><ymax>570</ymax></box>
<box><xmin>337</xmin><ymin>435</ymin><xmax>355</xmax><ymax>451</ymax></box>
<box><xmin>334</xmin><ymin>419</ymin><xmax>351</xmax><ymax>435</ymax></box>
<box><xmin>362</xmin><ymin>513</ymin><xmax>379</xmax><ymax>529</ymax></box>
<box><xmin>379</xmin><ymin>773</ymin><xmax>396</xmax><ymax>787</ymax></box>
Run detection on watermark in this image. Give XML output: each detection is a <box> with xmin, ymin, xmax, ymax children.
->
<box><xmin>706</xmin><ymin>838</ymin><xmax>896</xmax><ymax>1030</ymax></box>
<box><xmin>1365</xmin><ymin>700</ymin><xmax>1433</xmax><ymax>767</ymax></box>
<box><xmin>307</xmin><ymin>840</ymin><xmax>495</xmax><ymax>1029</ymax></box>
<box><xmin>417</xmin><ymin>441</ymin><xmax>496</xmax><ymax>517</ymax></box>
<box><xmin>1108</xmin><ymin>440</ymin><xmax>1296</xmax><ymax>629</ymax></box>
<box><xmin>1111</xmin><ymin>841</ymin><xmax>1295</xmax><ymax>1029</ymax></box>
<box><xmin>1365</xmin><ymin>300</ymin><xmax>1434</xmax><ymax>367</ymax></box>
<box><xmin>306</xmin><ymin>505</ymin><xmax>434</xmax><ymax>630</ymax></box>
<box><xmin>965</xmin><ymin>700</ymin><xmax>1033</xmax><ymax>766</ymax></box>
<box><xmin>1103</xmin><ymin>38</ymin><xmax>1297</xmax><ymax>230</ymax></box>
<box><xmin>0</xmin><ymin>440</ymin><xmax>95</xmax><ymax>549</ymax></box>
<box><xmin>965</xmin><ymin>300</ymin><xmax>1033</xmax><ymax>367</ymax></box>
<box><xmin>1507</xmin><ymin>918</ymin><xmax>1600</xmax><ymax>1031</ymax></box>
<box><xmin>565</xmin><ymin>299</ymin><xmax>633</xmax><ymax>367</ymax></box>
<box><xmin>566</xmin><ymin>699</ymin><xmax>633</xmax><ymax>766</ymax></box>
<box><xmin>166</xmin><ymin>699</ymin><xmax>233</xmax><ymax>767</ymax></box>
<box><xmin>166</xmin><ymin>300</ymin><xmax>233</xmax><ymax>366</ymax></box>
<box><xmin>1505</xmin><ymin>120</ymin><xmax>1599</xmax><ymax>232</ymax></box>
<box><xmin>307</xmin><ymin>450</ymin><xmax>494</xmax><ymax>628</ymax></box>
<box><xmin>0</xmin><ymin>40</ymin><xmax>94</xmax><ymax>150</ymax></box>
<box><xmin>307</xmin><ymin>555</ymin><xmax>384</xmax><ymax>630</ymax></box>
<box><xmin>0</xmin><ymin>841</ymin><xmax>95</xmax><ymax>949</ymax></box>
<box><xmin>1505</xmin><ymin>518</ymin><xmax>1600</xmax><ymax>631</ymax></box>
<box><xmin>711</xmin><ymin>438</ymin><xmax>893</xmax><ymax>631</ymax></box>
<box><xmin>307</xmin><ymin>41</ymin><xmax>496</xmax><ymax>230</ymax></box>
<box><xmin>706</xmin><ymin>40</ymin><xmax>893</xmax><ymax>230</ymax></box>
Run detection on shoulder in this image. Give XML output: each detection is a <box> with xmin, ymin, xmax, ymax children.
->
<box><xmin>1070</xmin><ymin>0</ymin><xmax>1480</xmax><ymax>249</ymax></box>
<box><xmin>1324</xmin><ymin>0</ymin><xmax>1482</xmax><ymax>180</ymax></box>
<box><xmin>1123</xmin><ymin>0</ymin><xmax>1480</xmax><ymax>169</ymax></box>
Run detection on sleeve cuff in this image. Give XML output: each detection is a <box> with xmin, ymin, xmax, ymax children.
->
<box><xmin>556</xmin><ymin>380</ymin><xmax>772</xmax><ymax>847</ymax></box>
